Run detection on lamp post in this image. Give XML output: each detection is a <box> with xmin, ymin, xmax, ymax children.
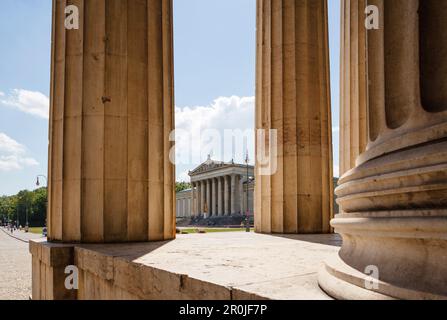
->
<box><xmin>36</xmin><ymin>175</ymin><xmax>47</xmax><ymax>188</ymax></box>
<box><xmin>245</xmin><ymin>153</ymin><xmax>250</xmax><ymax>233</ymax></box>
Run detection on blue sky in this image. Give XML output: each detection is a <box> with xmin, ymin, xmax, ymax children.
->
<box><xmin>0</xmin><ymin>0</ymin><xmax>340</xmax><ymax>195</ymax></box>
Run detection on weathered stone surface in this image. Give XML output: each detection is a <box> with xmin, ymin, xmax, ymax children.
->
<box><xmin>31</xmin><ymin>233</ymin><xmax>340</xmax><ymax>300</ymax></box>
<box><xmin>29</xmin><ymin>239</ymin><xmax>76</xmax><ymax>300</ymax></box>
<box><xmin>46</xmin><ymin>0</ymin><xmax>175</xmax><ymax>243</ymax></box>
<box><xmin>255</xmin><ymin>0</ymin><xmax>334</xmax><ymax>234</ymax></box>
<box><xmin>339</xmin><ymin>0</ymin><xmax>368</xmax><ymax>176</ymax></box>
<box><xmin>320</xmin><ymin>0</ymin><xmax>447</xmax><ymax>300</ymax></box>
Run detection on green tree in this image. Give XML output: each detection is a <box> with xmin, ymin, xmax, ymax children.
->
<box><xmin>176</xmin><ymin>182</ymin><xmax>191</xmax><ymax>193</ymax></box>
<box><xmin>0</xmin><ymin>188</ymin><xmax>47</xmax><ymax>227</ymax></box>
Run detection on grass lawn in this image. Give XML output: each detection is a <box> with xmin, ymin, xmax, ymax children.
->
<box><xmin>180</xmin><ymin>228</ymin><xmax>254</xmax><ymax>234</ymax></box>
<box><xmin>28</xmin><ymin>227</ymin><xmax>44</xmax><ymax>234</ymax></box>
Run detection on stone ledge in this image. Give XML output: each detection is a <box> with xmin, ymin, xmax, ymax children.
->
<box><xmin>31</xmin><ymin>232</ymin><xmax>342</xmax><ymax>300</ymax></box>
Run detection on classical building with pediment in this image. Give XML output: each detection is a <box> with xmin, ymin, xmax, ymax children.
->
<box><xmin>176</xmin><ymin>156</ymin><xmax>254</xmax><ymax>219</ymax></box>
<box><xmin>31</xmin><ymin>0</ymin><xmax>447</xmax><ymax>300</ymax></box>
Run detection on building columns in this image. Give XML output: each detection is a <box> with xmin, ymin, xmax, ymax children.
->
<box><xmin>239</xmin><ymin>177</ymin><xmax>244</xmax><ymax>215</ymax></box>
<box><xmin>200</xmin><ymin>180</ymin><xmax>206</xmax><ymax>215</ymax></box>
<box><xmin>224</xmin><ymin>176</ymin><xmax>230</xmax><ymax>216</ymax></box>
<box><xmin>339</xmin><ymin>0</ymin><xmax>368</xmax><ymax>176</ymax></box>
<box><xmin>319</xmin><ymin>0</ymin><xmax>447</xmax><ymax>299</ymax></box>
<box><xmin>197</xmin><ymin>182</ymin><xmax>202</xmax><ymax>216</ymax></box>
<box><xmin>211</xmin><ymin>178</ymin><xmax>216</xmax><ymax>216</ymax></box>
<box><xmin>192</xmin><ymin>182</ymin><xmax>198</xmax><ymax>216</ymax></box>
<box><xmin>217</xmin><ymin>177</ymin><xmax>223</xmax><ymax>216</ymax></box>
<box><xmin>45</xmin><ymin>0</ymin><xmax>175</xmax><ymax>243</ymax></box>
<box><xmin>230</xmin><ymin>175</ymin><xmax>237</xmax><ymax>215</ymax></box>
<box><xmin>191</xmin><ymin>183</ymin><xmax>195</xmax><ymax>217</ymax></box>
<box><xmin>255</xmin><ymin>0</ymin><xmax>334</xmax><ymax>234</ymax></box>
<box><xmin>205</xmin><ymin>180</ymin><xmax>211</xmax><ymax>218</ymax></box>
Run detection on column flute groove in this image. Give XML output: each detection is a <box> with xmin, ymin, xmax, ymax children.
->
<box><xmin>255</xmin><ymin>0</ymin><xmax>333</xmax><ymax>234</ymax></box>
<box><xmin>320</xmin><ymin>0</ymin><xmax>447</xmax><ymax>300</ymax></box>
<box><xmin>46</xmin><ymin>0</ymin><xmax>175</xmax><ymax>243</ymax></box>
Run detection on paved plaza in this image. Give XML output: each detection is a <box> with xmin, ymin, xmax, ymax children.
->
<box><xmin>0</xmin><ymin>228</ymin><xmax>43</xmax><ymax>300</ymax></box>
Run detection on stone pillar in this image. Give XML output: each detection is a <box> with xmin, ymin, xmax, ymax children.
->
<box><xmin>196</xmin><ymin>182</ymin><xmax>201</xmax><ymax>216</ymax></box>
<box><xmin>200</xmin><ymin>180</ymin><xmax>206</xmax><ymax>215</ymax></box>
<box><xmin>181</xmin><ymin>200</ymin><xmax>184</xmax><ymax>218</ymax></box>
<box><xmin>319</xmin><ymin>0</ymin><xmax>447</xmax><ymax>299</ymax></box>
<box><xmin>187</xmin><ymin>198</ymin><xmax>191</xmax><ymax>218</ymax></box>
<box><xmin>239</xmin><ymin>177</ymin><xmax>244</xmax><ymax>215</ymax></box>
<box><xmin>191</xmin><ymin>183</ymin><xmax>196</xmax><ymax>217</ymax></box>
<box><xmin>210</xmin><ymin>178</ymin><xmax>216</xmax><ymax>217</ymax></box>
<box><xmin>224</xmin><ymin>176</ymin><xmax>230</xmax><ymax>216</ymax></box>
<box><xmin>217</xmin><ymin>177</ymin><xmax>223</xmax><ymax>216</ymax></box>
<box><xmin>206</xmin><ymin>179</ymin><xmax>211</xmax><ymax>218</ymax></box>
<box><xmin>255</xmin><ymin>0</ymin><xmax>333</xmax><ymax>234</ymax></box>
<box><xmin>44</xmin><ymin>0</ymin><xmax>175</xmax><ymax>243</ymax></box>
<box><xmin>182</xmin><ymin>199</ymin><xmax>185</xmax><ymax>218</ymax></box>
<box><xmin>230</xmin><ymin>174</ymin><xmax>236</xmax><ymax>215</ymax></box>
<box><xmin>339</xmin><ymin>0</ymin><xmax>368</xmax><ymax>176</ymax></box>
<box><xmin>189</xmin><ymin>198</ymin><xmax>192</xmax><ymax>217</ymax></box>
<box><xmin>233</xmin><ymin>175</ymin><xmax>240</xmax><ymax>215</ymax></box>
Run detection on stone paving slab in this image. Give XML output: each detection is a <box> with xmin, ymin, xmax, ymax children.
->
<box><xmin>77</xmin><ymin>232</ymin><xmax>342</xmax><ymax>300</ymax></box>
<box><xmin>0</xmin><ymin>228</ymin><xmax>43</xmax><ymax>300</ymax></box>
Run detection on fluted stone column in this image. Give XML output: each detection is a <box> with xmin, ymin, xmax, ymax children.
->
<box><xmin>339</xmin><ymin>0</ymin><xmax>368</xmax><ymax>176</ymax></box>
<box><xmin>255</xmin><ymin>0</ymin><xmax>334</xmax><ymax>234</ymax></box>
<box><xmin>210</xmin><ymin>178</ymin><xmax>216</xmax><ymax>217</ymax></box>
<box><xmin>206</xmin><ymin>179</ymin><xmax>211</xmax><ymax>218</ymax></box>
<box><xmin>180</xmin><ymin>199</ymin><xmax>185</xmax><ymax>218</ymax></box>
<box><xmin>200</xmin><ymin>180</ymin><xmax>206</xmax><ymax>215</ymax></box>
<box><xmin>217</xmin><ymin>177</ymin><xmax>223</xmax><ymax>216</ymax></box>
<box><xmin>233</xmin><ymin>175</ymin><xmax>241</xmax><ymax>215</ymax></box>
<box><xmin>192</xmin><ymin>182</ymin><xmax>197</xmax><ymax>217</ymax></box>
<box><xmin>182</xmin><ymin>200</ymin><xmax>185</xmax><ymax>218</ymax></box>
<box><xmin>224</xmin><ymin>176</ymin><xmax>230</xmax><ymax>216</ymax></box>
<box><xmin>191</xmin><ymin>183</ymin><xmax>194</xmax><ymax>216</ymax></box>
<box><xmin>196</xmin><ymin>182</ymin><xmax>201</xmax><ymax>216</ymax></box>
<box><xmin>230</xmin><ymin>175</ymin><xmax>236</xmax><ymax>215</ymax></box>
<box><xmin>187</xmin><ymin>198</ymin><xmax>191</xmax><ymax>218</ymax></box>
<box><xmin>45</xmin><ymin>0</ymin><xmax>175</xmax><ymax>243</ymax></box>
<box><xmin>181</xmin><ymin>199</ymin><xmax>184</xmax><ymax>218</ymax></box>
<box><xmin>319</xmin><ymin>0</ymin><xmax>447</xmax><ymax>299</ymax></box>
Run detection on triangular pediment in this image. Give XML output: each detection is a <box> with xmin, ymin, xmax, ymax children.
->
<box><xmin>189</xmin><ymin>157</ymin><xmax>230</xmax><ymax>176</ymax></box>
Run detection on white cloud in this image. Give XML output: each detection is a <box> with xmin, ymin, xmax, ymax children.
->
<box><xmin>333</xmin><ymin>164</ymin><xmax>339</xmax><ymax>178</ymax></box>
<box><xmin>177</xmin><ymin>170</ymin><xmax>191</xmax><ymax>183</ymax></box>
<box><xmin>174</xmin><ymin>95</ymin><xmax>341</xmax><ymax>181</ymax></box>
<box><xmin>175</xmin><ymin>95</ymin><xmax>255</xmax><ymax>167</ymax></box>
<box><xmin>0</xmin><ymin>133</ymin><xmax>26</xmax><ymax>155</ymax></box>
<box><xmin>1</xmin><ymin>89</ymin><xmax>49</xmax><ymax>119</ymax></box>
<box><xmin>0</xmin><ymin>133</ymin><xmax>39</xmax><ymax>172</ymax></box>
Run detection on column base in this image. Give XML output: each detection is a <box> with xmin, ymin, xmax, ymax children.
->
<box><xmin>324</xmin><ymin>139</ymin><xmax>447</xmax><ymax>300</ymax></box>
<box><xmin>318</xmin><ymin>214</ymin><xmax>447</xmax><ymax>300</ymax></box>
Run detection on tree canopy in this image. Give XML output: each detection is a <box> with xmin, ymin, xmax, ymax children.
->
<box><xmin>176</xmin><ymin>182</ymin><xmax>191</xmax><ymax>193</ymax></box>
<box><xmin>0</xmin><ymin>188</ymin><xmax>47</xmax><ymax>227</ymax></box>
